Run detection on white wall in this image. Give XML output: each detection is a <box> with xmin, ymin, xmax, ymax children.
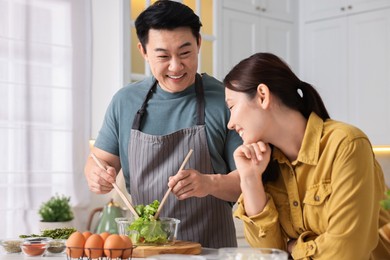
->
<box><xmin>91</xmin><ymin>0</ymin><xmax>125</xmax><ymax>139</ymax></box>
<box><xmin>85</xmin><ymin>0</ymin><xmax>128</xmax><ymax>231</ymax></box>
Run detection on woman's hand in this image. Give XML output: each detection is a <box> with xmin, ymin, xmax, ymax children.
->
<box><xmin>234</xmin><ymin>141</ymin><xmax>271</xmax><ymax>216</ymax></box>
<box><xmin>233</xmin><ymin>141</ymin><xmax>271</xmax><ymax>179</ymax></box>
<box><xmin>287</xmin><ymin>239</ymin><xmax>297</xmax><ymax>254</ymax></box>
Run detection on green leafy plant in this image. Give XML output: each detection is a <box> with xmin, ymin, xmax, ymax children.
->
<box><xmin>380</xmin><ymin>190</ymin><xmax>390</xmax><ymax>210</ymax></box>
<box><xmin>38</xmin><ymin>194</ymin><xmax>74</xmax><ymax>222</ymax></box>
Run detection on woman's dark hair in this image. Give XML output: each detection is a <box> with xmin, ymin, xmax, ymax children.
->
<box><xmin>223</xmin><ymin>52</ymin><xmax>330</xmax><ymax>120</ymax></box>
<box><xmin>135</xmin><ymin>0</ymin><xmax>202</xmax><ymax>52</ymax></box>
<box><xmin>224</xmin><ymin>53</ymin><xmax>330</xmax><ymax>183</ymax></box>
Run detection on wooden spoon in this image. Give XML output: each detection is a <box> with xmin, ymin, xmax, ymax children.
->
<box><xmin>154</xmin><ymin>149</ymin><xmax>194</xmax><ymax>220</ymax></box>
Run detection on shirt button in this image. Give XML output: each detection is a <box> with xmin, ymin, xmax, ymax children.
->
<box><xmin>293</xmin><ymin>201</ymin><xmax>299</xmax><ymax>207</ymax></box>
<box><xmin>314</xmin><ymin>195</ymin><xmax>320</xmax><ymax>201</ymax></box>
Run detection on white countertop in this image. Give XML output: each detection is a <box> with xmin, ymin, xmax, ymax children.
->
<box><xmin>0</xmin><ymin>248</ymin><xmax>219</xmax><ymax>260</ymax></box>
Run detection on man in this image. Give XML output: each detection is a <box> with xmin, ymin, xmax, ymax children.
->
<box><xmin>84</xmin><ymin>0</ymin><xmax>242</xmax><ymax>248</ymax></box>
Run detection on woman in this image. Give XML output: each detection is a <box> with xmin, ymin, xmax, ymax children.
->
<box><xmin>224</xmin><ymin>53</ymin><xmax>390</xmax><ymax>259</ymax></box>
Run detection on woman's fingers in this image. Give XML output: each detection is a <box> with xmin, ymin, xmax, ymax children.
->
<box><xmin>241</xmin><ymin>142</ymin><xmax>268</xmax><ymax>163</ymax></box>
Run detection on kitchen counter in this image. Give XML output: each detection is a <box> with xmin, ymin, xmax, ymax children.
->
<box><xmin>0</xmin><ymin>248</ymin><xmax>219</xmax><ymax>260</ymax></box>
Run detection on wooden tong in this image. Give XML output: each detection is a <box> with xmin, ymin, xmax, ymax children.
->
<box><xmin>154</xmin><ymin>149</ymin><xmax>193</xmax><ymax>219</ymax></box>
<box><xmin>90</xmin><ymin>153</ymin><xmax>139</xmax><ymax>219</ymax></box>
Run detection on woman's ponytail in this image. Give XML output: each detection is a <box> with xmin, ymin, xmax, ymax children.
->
<box><xmin>299</xmin><ymin>81</ymin><xmax>330</xmax><ymax>120</ymax></box>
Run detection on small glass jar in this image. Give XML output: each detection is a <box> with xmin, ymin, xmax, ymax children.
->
<box><xmin>21</xmin><ymin>237</ymin><xmax>50</xmax><ymax>257</ymax></box>
<box><xmin>47</xmin><ymin>239</ymin><xmax>67</xmax><ymax>254</ymax></box>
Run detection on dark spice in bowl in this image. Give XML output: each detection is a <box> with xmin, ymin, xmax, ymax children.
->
<box><xmin>47</xmin><ymin>239</ymin><xmax>66</xmax><ymax>254</ymax></box>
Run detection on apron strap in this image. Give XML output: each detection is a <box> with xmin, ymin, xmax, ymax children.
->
<box><xmin>131</xmin><ymin>74</ymin><xmax>205</xmax><ymax>130</ymax></box>
<box><xmin>195</xmin><ymin>73</ymin><xmax>205</xmax><ymax>125</ymax></box>
<box><xmin>131</xmin><ymin>79</ymin><xmax>157</xmax><ymax>130</ymax></box>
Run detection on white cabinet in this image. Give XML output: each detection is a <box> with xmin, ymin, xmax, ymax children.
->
<box><xmin>219</xmin><ymin>0</ymin><xmax>296</xmax><ymax>79</ymax></box>
<box><xmin>302</xmin><ymin>0</ymin><xmax>390</xmax><ymax>22</ymax></box>
<box><xmin>301</xmin><ymin>8</ymin><xmax>390</xmax><ymax>144</ymax></box>
<box><xmin>223</xmin><ymin>0</ymin><xmax>294</xmax><ymax>21</ymax></box>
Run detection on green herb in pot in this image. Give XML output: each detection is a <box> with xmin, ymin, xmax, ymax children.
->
<box><xmin>38</xmin><ymin>194</ymin><xmax>74</xmax><ymax>222</ymax></box>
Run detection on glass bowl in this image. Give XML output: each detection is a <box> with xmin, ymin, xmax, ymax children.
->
<box><xmin>218</xmin><ymin>247</ymin><xmax>288</xmax><ymax>260</ymax></box>
<box><xmin>116</xmin><ymin>217</ymin><xmax>180</xmax><ymax>246</ymax></box>
<box><xmin>47</xmin><ymin>239</ymin><xmax>67</xmax><ymax>254</ymax></box>
<box><xmin>21</xmin><ymin>237</ymin><xmax>51</xmax><ymax>257</ymax></box>
<box><xmin>0</xmin><ymin>238</ymin><xmax>23</xmax><ymax>254</ymax></box>
<box><xmin>147</xmin><ymin>255</ymin><xmax>206</xmax><ymax>259</ymax></box>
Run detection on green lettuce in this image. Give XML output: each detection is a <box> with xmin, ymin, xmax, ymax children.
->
<box><xmin>128</xmin><ymin>200</ymin><xmax>168</xmax><ymax>244</ymax></box>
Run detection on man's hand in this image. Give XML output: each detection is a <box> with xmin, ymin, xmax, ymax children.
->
<box><xmin>84</xmin><ymin>148</ymin><xmax>121</xmax><ymax>194</ymax></box>
<box><xmin>168</xmin><ymin>169</ymin><xmax>209</xmax><ymax>200</ymax></box>
<box><xmin>85</xmin><ymin>162</ymin><xmax>117</xmax><ymax>194</ymax></box>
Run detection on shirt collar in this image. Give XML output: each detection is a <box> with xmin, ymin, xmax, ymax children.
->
<box><xmin>273</xmin><ymin>112</ymin><xmax>323</xmax><ymax>166</ymax></box>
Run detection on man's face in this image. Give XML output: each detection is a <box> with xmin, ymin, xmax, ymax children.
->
<box><xmin>138</xmin><ymin>27</ymin><xmax>201</xmax><ymax>93</ymax></box>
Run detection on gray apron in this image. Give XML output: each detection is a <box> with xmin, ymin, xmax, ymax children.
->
<box><xmin>128</xmin><ymin>74</ymin><xmax>237</xmax><ymax>248</ymax></box>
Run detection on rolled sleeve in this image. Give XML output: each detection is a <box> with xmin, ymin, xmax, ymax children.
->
<box><xmin>291</xmin><ymin>231</ymin><xmax>317</xmax><ymax>259</ymax></box>
<box><xmin>234</xmin><ymin>193</ymin><xmax>286</xmax><ymax>249</ymax></box>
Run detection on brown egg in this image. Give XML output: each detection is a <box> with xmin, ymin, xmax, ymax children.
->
<box><xmin>84</xmin><ymin>234</ymin><xmax>104</xmax><ymax>259</ymax></box>
<box><xmin>104</xmin><ymin>234</ymin><xmax>126</xmax><ymax>258</ymax></box>
<box><xmin>99</xmin><ymin>232</ymin><xmax>111</xmax><ymax>242</ymax></box>
<box><xmin>99</xmin><ymin>231</ymin><xmax>111</xmax><ymax>256</ymax></box>
<box><xmin>66</xmin><ymin>231</ymin><xmax>86</xmax><ymax>258</ymax></box>
<box><xmin>82</xmin><ymin>231</ymin><xmax>92</xmax><ymax>240</ymax></box>
<box><xmin>120</xmin><ymin>235</ymin><xmax>133</xmax><ymax>259</ymax></box>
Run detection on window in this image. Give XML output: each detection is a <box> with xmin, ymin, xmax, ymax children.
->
<box><xmin>0</xmin><ymin>0</ymin><xmax>91</xmax><ymax>237</ymax></box>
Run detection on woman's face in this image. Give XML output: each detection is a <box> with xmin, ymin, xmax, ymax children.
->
<box><xmin>225</xmin><ymin>86</ymin><xmax>269</xmax><ymax>145</ymax></box>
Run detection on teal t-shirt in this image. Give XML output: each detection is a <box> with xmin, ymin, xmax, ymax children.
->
<box><xmin>95</xmin><ymin>74</ymin><xmax>242</xmax><ymax>191</ymax></box>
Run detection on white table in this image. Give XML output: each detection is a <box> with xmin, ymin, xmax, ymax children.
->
<box><xmin>0</xmin><ymin>248</ymin><xmax>219</xmax><ymax>260</ymax></box>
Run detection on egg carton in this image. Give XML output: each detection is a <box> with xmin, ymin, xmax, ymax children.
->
<box><xmin>66</xmin><ymin>246</ymin><xmax>136</xmax><ymax>260</ymax></box>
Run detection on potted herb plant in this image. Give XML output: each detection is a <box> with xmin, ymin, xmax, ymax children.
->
<box><xmin>38</xmin><ymin>194</ymin><xmax>75</xmax><ymax>231</ymax></box>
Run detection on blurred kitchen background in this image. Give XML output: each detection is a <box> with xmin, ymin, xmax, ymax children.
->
<box><xmin>1</xmin><ymin>0</ymin><xmax>390</xmax><ymax>246</ymax></box>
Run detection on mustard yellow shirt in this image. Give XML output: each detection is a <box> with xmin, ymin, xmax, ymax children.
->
<box><xmin>234</xmin><ymin>113</ymin><xmax>390</xmax><ymax>259</ymax></box>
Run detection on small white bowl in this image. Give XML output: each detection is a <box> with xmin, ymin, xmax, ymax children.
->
<box><xmin>47</xmin><ymin>239</ymin><xmax>67</xmax><ymax>254</ymax></box>
<box><xmin>0</xmin><ymin>238</ymin><xmax>23</xmax><ymax>254</ymax></box>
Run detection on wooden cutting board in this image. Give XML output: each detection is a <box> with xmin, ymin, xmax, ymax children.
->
<box><xmin>132</xmin><ymin>240</ymin><xmax>202</xmax><ymax>258</ymax></box>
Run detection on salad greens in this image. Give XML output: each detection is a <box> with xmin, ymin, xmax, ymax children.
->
<box><xmin>128</xmin><ymin>200</ymin><xmax>169</xmax><ymax>244</ymax></box>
